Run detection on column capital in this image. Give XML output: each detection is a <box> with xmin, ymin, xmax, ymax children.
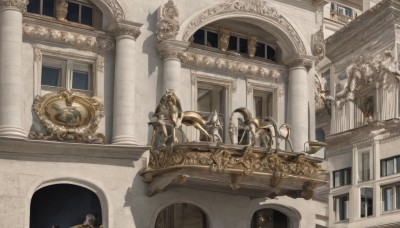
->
<box><xmin>284</xmin><ymin>55</ymin><xmax>315</xmax><ymax>71</ymax></box>
<box><xmin>0</xmin><ymin>0</ymin><xmax>28</xmax><ymax>12</ymax></box>
<box><xmin>157</xmin><ymin>39</ymin><xmax>189</xmax><ymax>60</ymax></box>
<box><xmin>114</xmin><ymin>21</ymin><xmax>142</xmax><ymax>40</ymax></box>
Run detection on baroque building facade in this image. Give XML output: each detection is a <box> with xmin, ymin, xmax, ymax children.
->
<box><xmin>0</xmin><ymin>0</ymin><xmax>379</xmax><ymax>227</ymax></box>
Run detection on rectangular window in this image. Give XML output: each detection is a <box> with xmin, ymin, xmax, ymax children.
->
<box><xmin>197</xmin><ymin>84</ymin><xmax>225</xmax><ymax>141</ymax></box>
<box><xmin>337</xmin><ymin>5</ymin><xmax>352</xmax><ymax>17</ymax></box>
<box><xmin>361</xmin><ymin>188</ymin><xmax>373</xmax><ymax>218</ymax></box>
<box><xmin>255</xmin><ymin>42</ymin><xmax>266</xmax><ymax>58</ymax></box>
<box><xmin>381</xmin><ymin>156</ymin><xmax>400</xmax><ymax>177</ymax></box>
<box><xmin>67</xmin><ymin>1</ymin><xmax>93</xmax><ymax>26</ymax></box>
<box><xmin>333</xmin><ymin>168</ymin><xmax>351</xmax><ymax>188</ymax></box>
<box><xmin>360</xmin><ymin>152</ymin><xmax>370</xmax><ymax>182</ymax></box>
<box><xmin>382</xmin><ymin>184</ymin><xmax>400</xmax><ymax>212</ymax></box>
<box><xmin>334</xmin><ymin>194</ymin><xmax>349</xmax><ymax>221</ymax></box>
<box><xmin>41</xmin><ymin>58</ymin><xmax>92</xmax><ymax>93</ymax></box>
<box><xmin>253</xmin><ymin>90</ymin><xmax>273</xmax><ymax>120</ymax></box>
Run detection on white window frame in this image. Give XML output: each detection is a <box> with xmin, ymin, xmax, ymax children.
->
<box><xmin>334</xmin><ymin>194</ymin><xmax>349</xmax><ymax>222</ymax></box>
<box><xmin>33</xmin><ymin>46</ymin><xmax>104</xmax><ymax>97</ymax></box>
<box><xmin>381</xmin><ymin>184</ymin><xmax>400</xmax><ymax>213</ymax></box>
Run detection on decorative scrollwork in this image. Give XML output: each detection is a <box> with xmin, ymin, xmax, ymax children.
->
<box><xmin>29</xmin><ymin>90</ymin><xmax>105</xmax><ymax>144</ymax></box>
<box><xmin>156</xmin><ymin>0</ymin><xmax>180</xmax><ymax>42</ymax></box>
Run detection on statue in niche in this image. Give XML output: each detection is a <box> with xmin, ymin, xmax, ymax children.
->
<box><xmin>248</xmin><ymin>35</ymin><xmax>257</xmax><ymax>58</ymax></box>
<box><xmin>219</xmin><ymin>27</ymin><xmax>230</xmax><ymax>52</ymax></box>
<box><xmin>149</xmin><ymin>90</ymin><xmax>211</xmax><ymax>147</ymax></box>
<box><xmin>56</xmin><ymin>0</ymin><xmax>68</xmax><ymax>21</ymax></box>
<box><xmin>69</xmin><ymin>214</ymin><xmax>95</xmax><ymax>228</ymax></box>
<box><xmin>362</xmin><ymin>96</ymin><xmax>374</xmax><ymax>124</ymax></box>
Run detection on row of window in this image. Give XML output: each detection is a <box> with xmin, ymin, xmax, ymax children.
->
<box><xmin>334</xmin><ymin>184</ymin><xmax>400</xmax><ymax>222</ymax></box>
<box><xmin>192</xmin><ymin>29</ymin><xmax>277</xmax><ymax>62</ymax></box>
<box><xmin>333</xmin><ymin>155</ymin><xmax>400</xmax><ymax>188</ymax></box>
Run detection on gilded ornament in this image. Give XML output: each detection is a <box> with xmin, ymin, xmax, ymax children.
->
<box><xmin>29</xmin><ymin>90</ymin><xmax>105</xmax><ymax>144</ymax></box>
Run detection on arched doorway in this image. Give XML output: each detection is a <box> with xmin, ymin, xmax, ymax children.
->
<box><xmin>155</xmin><ymin>203</ymin><xmax>208</xmax><ymax>228</ymax></box>
<box><xmin>251</xmin><ymin>208</ymin><xmax>289</xmax><ymax>228</ymax></box>
<box><xmin>30</xmin><ymin>184</ymin><xmax>102</xmax><ymax>228</ymax></box>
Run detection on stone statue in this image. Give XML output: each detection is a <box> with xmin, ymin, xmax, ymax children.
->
<box><xmin>56</xmin><ymin>0</ymin><xmax>68</xmax><ymax>21</ymax></box>
<box><xmin>248</xmin><ymin>35</ymin><xmax>257</xmax><ymax>58</ymax></box>
<box><xmin>219</xmin><ymin>28</ymin><xmax>230</xmax><ymax>52</ymax></box>
<box><xmin>69</xmin><ymin>214</ymin><xmax>95</xmax><ymax>228</ymax></box>
<box><xmin>206</xmin><ymin>110</ymin><xmax>223</xmax><ymax>143</ymax></box>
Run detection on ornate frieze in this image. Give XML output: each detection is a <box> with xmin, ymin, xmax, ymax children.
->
<box><xmin>158</xmin><ymin>48</ymin><xmax>183</xmax><ymax>60</ymax></box>
<box><xmin>23</xmin><ymin>23</ymin><xmax>115</xmax><ymax>52</ymax></box>
<box><xmin>156</xmin><ymin>0</ymin><xmax>180</xmax><ymax>42</ymax></box>
<box><xmin>311</xmin><ymin>28</ymin><xmax>325</xmax><ymax>62</ymax></box>
<box><xmin>180</xmin><ymin>51</ymin><xmax>285</xmax><ymax>81</ymax></box>
<box><xmin>103</xmin><ymin>0</ymin><xmax>124</xmax><ymax>20</ymax></box>
<box><xmin>114</xmin><ymin>25</ymin><xmax>141</xmax><ymax>40</ymax></box>
<box><xmin>0</xmin><ymin>0</ymin><xmax>28</xmax><ymax>12</ymax></box>
<box><xmin>29</xmin><ymin>90</ymin><xmax>105</xmax><ymax>144</ymax></box>
<box><xmin>335</xmin><ymin>51</ymin><xmax>400</xmax><ymax>108</ymax></box>
<box><xmin>182</xmin><ymin>0</ymin><xmax>306</xmax><ymax>54</ymax></box>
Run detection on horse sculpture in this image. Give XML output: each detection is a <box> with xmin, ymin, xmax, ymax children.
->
<box><xmin>149</xmin><ymin>90</ymin><xmax>211</xmax><ymax>146</ymax></box>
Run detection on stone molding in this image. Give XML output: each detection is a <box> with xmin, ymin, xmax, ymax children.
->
<box><xmin>103</xmin><ymin>0</ymin><xmax>125</xmax><ymax>20</ymax></box>
<box><xmin>23</xmin><ymin>23</ymin><xmax>115</xmax><ymax>52</ymax></box>
<box><xmin>157</xmin><ymin>39</ymin><xmax>189</xmax><ymax>60</ymax></box>
<box><xmin>181</xmin><ymin>51</ymin><xmax>286</xmax><ymax>81</ymax></box>
<box><xmin>114</xmin><ymin>25</ymin><xmax>141</xmax><ymax>40</ymax></box>
<box><xmin>156</xmin><ymin>0</ymin><xmax>180</xmax><ymax>42</ymax></box>
<box><xmin>182</xmin><ymin>0</ymin><xmax>306</xmax><ymax>54</ymax></box>
<box><xmin>0</xmin><ymin>0</ymin><xmax>28</xmax><ymax>12</ymax></box>
<box><xmin>285</xmin><ymin>55</ymin><xmax>314</xmax><ymax>70</ymax></box>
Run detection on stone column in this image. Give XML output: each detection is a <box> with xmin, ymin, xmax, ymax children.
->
<box><xmin>112</xmin><ymin>23</ymin><xmax>141</xmax><ymax>145</ymax></box>
<box><xmin>158</xmin><ymin>40</ymin><xmax>188</xmax><ymax>97</ymax></box>
<box><xmin>287</xmin><ymin>57</ymin><xmax>313</xmax><ymax>152</ymax></box>
<box><xmin>0</xmin><ymin>0</ymin><xmax>28</xmax><ymax>138</ymax></box>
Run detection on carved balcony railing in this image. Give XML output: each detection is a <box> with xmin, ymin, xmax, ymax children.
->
<box><xmin>141</xmin><ymin>90</ymin><xmax>327</xmax><ymax>199</ymax></box>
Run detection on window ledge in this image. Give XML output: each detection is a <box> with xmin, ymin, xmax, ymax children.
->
<box><xmin>334</xmin><ymin>219</ymin><xmax>349</xmax><ymax>224</ymax></box>
<box><xmin>24</xmin><ymin>13</ymin><xmax>97</xmax><ymax>33</ymax></box>
<box><xmin>381</xmin><ymin>209</ymin><xmax>400</xmax><ymax>216</ymax></box>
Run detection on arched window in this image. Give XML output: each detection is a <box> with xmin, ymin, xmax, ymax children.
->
<box><xmin>30</xmin><ymin>184</ymin><xmax>103</xmax><ymax>228</ymax></box>
<box><xmin>155</xmin><ymin>203</ymin><xmax>208</xmax><ymax>228</ymax></box>
<box><xmin>27</xmin><ymin>0</ymin><xmax>102</xmax><ymax>29</ymax></box>
<box><xmin>251</xmin><ymin>208</ymin><xmax>289</xmax><ymax>228</ymax></box>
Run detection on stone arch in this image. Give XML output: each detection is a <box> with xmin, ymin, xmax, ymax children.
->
<box><xmin>150</xmin><ymin>200</ymin><xmax>212</xmax><ymax>228</ymax></box>
<box><xmin>88</xmin><ymin>0</ymin><xmax>125</xmax><ymax>22</ymax></box>
<box><xmin>178</xmin><ymin>0</ymin><xmax>310</xmax><ymax>57</ymax></box>
<box><xmin>247</xmin><ymin>203</ymin><xmax>302</xmax><ymax>228</ymax></box>
<box><xmin>26</xmin><ymin>177</ymin><xmax>111</xmax><ymax>228</ymax></box>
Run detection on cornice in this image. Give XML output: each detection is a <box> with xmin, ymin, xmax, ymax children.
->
<box><xmin>114</xmin><ymin>24</ymin><xmax>141</xmax><ymax>40</ymax></box>
<box><xmin>0</xmin><ymin>0</ymin><xmax>28</xmax><ymax>12</ymax></box>
<box><xmin>284</xmin><ymin>55</ymin><xmax>315</xmax><ymax>70</ymax></box>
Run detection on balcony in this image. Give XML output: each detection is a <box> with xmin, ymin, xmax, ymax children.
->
<box><xmin>330</xmin><ymin>10</ymin><xmax>353</xmax><ymax>24</ymax></box>
<box><xmin>140</xmin><ymin>90</ymin><xmax>327</xmax><ymax>199</ymax></box>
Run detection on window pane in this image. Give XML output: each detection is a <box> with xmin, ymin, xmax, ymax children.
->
<box><xmin>387</xmin><ymin>159</ymin><xmax>395</xmax><ymax>176</ymax></box>
<box><xmin>254</xmin><ymin>96</ymin><xmax>263</xmax><ymax>119</ymax></box>
<box><xmin>361</xmin><ymin>153</ymin><xmax>370</xmax><ymax>181</ymax></box>
<box><xmin>206</xmin><ymin>31</ymin><xmax>218</xmax><ymax>48</ymax></box>
<box><xmin>383</xmin><ymin>187</ymin><xmax>393</xmax><ymax>211</ymax></box>
<box><xmin>197</xmin><ymin>88</ymin><xmax>211</xmax><ymax>113</ymax></box>
<box><xmin>239</xmin><ymin>38</ymin><xmax>248</xmax><ymax>54</ymax></box>
<box><xmin>267</xmin><ymin>46</ymin><xmax>276</xmax><ymax>61</ymax></box>
<box><xmin>193</xmin><ymin>29</ymin><xmax>205</xmax><ymax>45</ymax></box>
<box><xmin>27</xmin><ymin>0</ymin><xmax>41</xmax><ymax>14</ymax></box>
<box><xmin>41</xmin><ymin>66</ymin><xmax>61</xmax><ymax>87</ymax></box>
<box><xmin>255</xmin><ymin>42</ymin><xmax>265</xmax><ymax>58</ymax></box>
<box><xmin>81</xmin><ymin>5</ymin><xmax>93</xmax><ymax>26</ymax></box>
<box><xmin>42</xmin><ymin>0</ymin><xmax>55</xmax><ymax>17</ymax></box>
<box><xmin>381</xmin><ymin>160</ymin><xmax>387</xmax><ymax>176</ymax></box>
<box><xmin>228</xmin><ymin>36</ymin><xmax>238</xmax><ymax>51</ymax></box>
<box><xmin>334</xmin><ymin>171</ymin><xmax>340</xmax><ymax>187</ymax></box>
<box><xmin>67</xmin><ymin>2</ymin><xmax>80</xmax><ymax>23</ymax></box>
<box><xmin>397</xmin><ymin>186</ymin><xmax>400</xmax><ymax>210</ymax></box>
<box><xmin>361</xmin><ymin>188</ymin><xmax>373</xmax><ymax>217</ymax></box>
<box><xmin>72</xmin><ymin>71</ymin><xmax>89</xmax><ymax>90</ymax></box>
<box><xmin>397</xmin><ymin>157</ymin><xmax>400</xmax><ymax>174</ymax></box>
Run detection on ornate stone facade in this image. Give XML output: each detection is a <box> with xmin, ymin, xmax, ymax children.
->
<box><xmin>156</xmin><ymin>0</ymin><xmax>180</xmax><ymax>42</ymax></box>
<box><xmin>0</xmin><ymin>0</ymin><xmax>28</xmax><ymax>12</ymax></box>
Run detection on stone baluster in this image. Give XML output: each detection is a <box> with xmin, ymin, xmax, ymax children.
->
<box><xmin>112</xmin><ymin>23</ymin><xmax>142</xmax><ymax>145</ymax></box>
<box><xmin>0</xmin><ymin>0</ymin><xmax>28</xmax><ymax>138</ymax></box>
<box><xmin>286</xmin><ymin>57</ymin><xmax>313</xmax><ymax>152</ymax></box>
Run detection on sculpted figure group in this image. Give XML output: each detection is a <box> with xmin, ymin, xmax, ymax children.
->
<box><xmin>149</xmin><ymin>90</ymin><xmax>293</xmax><ymax>152</ymax></box>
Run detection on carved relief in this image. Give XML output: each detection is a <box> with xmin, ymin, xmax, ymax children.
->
<box><xmin>311</xmin><ymin>28</ymin><xmax>325</xmax><ymax>62</ymax></box>
<box><xmin>103</xmin><ymin>0</ymin><xmax>125</xmax><ymax>20</ymax></box>
<box><xmin>56</xmin><ymin>0</ymin><xmax>68</xmax><ymax>21</ymax></box>
<box><xmin>182</xmin><ymin>0</ymin><xmax>306</xmax><ymax>54</ymax></box>
<box><xmin>180</xmin><ymin>51</ymin><xmax>285</xmax><ymax>81</ymax></box>
<box><xmin>156</xmin><ymin>0</ymin><xmax>180</xmax><ymax>42</ymax></box>
<box><xmin>335</xmin><ymin>51</ymin><xmax>400</xmax><ymax>108</ymax></box>
<box><xmin>29</xmin><ymin>90</ymin><xmax>105</xmax><ymax>144</ymax></box>
<box><xmin>0</xmin><ymin>0</ymin><xmax>28</xmax><ymax>12</ymax></box>
<box><xmin>96</xmin><ymin>56</ymin><xmax>105</xmax><ymax>72</ymax></box>
<box><xmin>315</xmin><ymin>73</ymin><xmax>332</xmax><ymax>112</ymax></box>
<box><xmin>219</xmin><ymin>27</ymin><xmax>231</xmax><ymax>52</ymax></box>
<box><xmin>248</xmin><ymin>34</ymin><xmax>257</xmax><ymax>58</ymax></box>
<box><xmin>23</xmin><ymin>23</ymin><xmax>115</xmax><ymax>52</ymax></box>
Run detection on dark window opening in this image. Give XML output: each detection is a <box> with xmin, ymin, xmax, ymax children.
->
<box><xmin>255</xmin><ymin>42</ymin><xmax>266</xmax><ymax>58</ymax></box>
<box><xmin>206</xmin><ymin>31</ymin><xmax>218</xmax><ymax>48</ymax></box>
<box><xmin>361</xmin><ymin>188</ymin><xmax>373</xmax><ymax>218</ymax></box>
<box><xmin>251</xmin><ymin>208</ymin><xmax>289</xmax><ymax>228</ymax></box>
<box><xmin>41</xmin><ymin>66</ymin><xmax>61</xmax><ymax>87</ymax></box>
<box><xmin>333</xmin><ymin>168</ymin><xmax>351</xmax><ymax>188</ymax></box>
<box><xmin>228</xmin><ymin>36</ymin><xmax>238</xmax><ymax>51</ymax></box>
<box><xmin>72</xmin><ymin>71</ymin><xmax>89</xmax><ymax>90</ymax></box>
<box><xmin>155</xmin><ymin>203</ymin><xmax>208</xmax><ymax>228</ymax></box>
<box><xmin>239</xmin><ymin>38</ymin><xmax>248</xmax><ymax>54</ymax></box>
<box><xmin>267</xmin><ymin>46</ymin><xmax>276</xmax><ymax>61</ymax></box>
